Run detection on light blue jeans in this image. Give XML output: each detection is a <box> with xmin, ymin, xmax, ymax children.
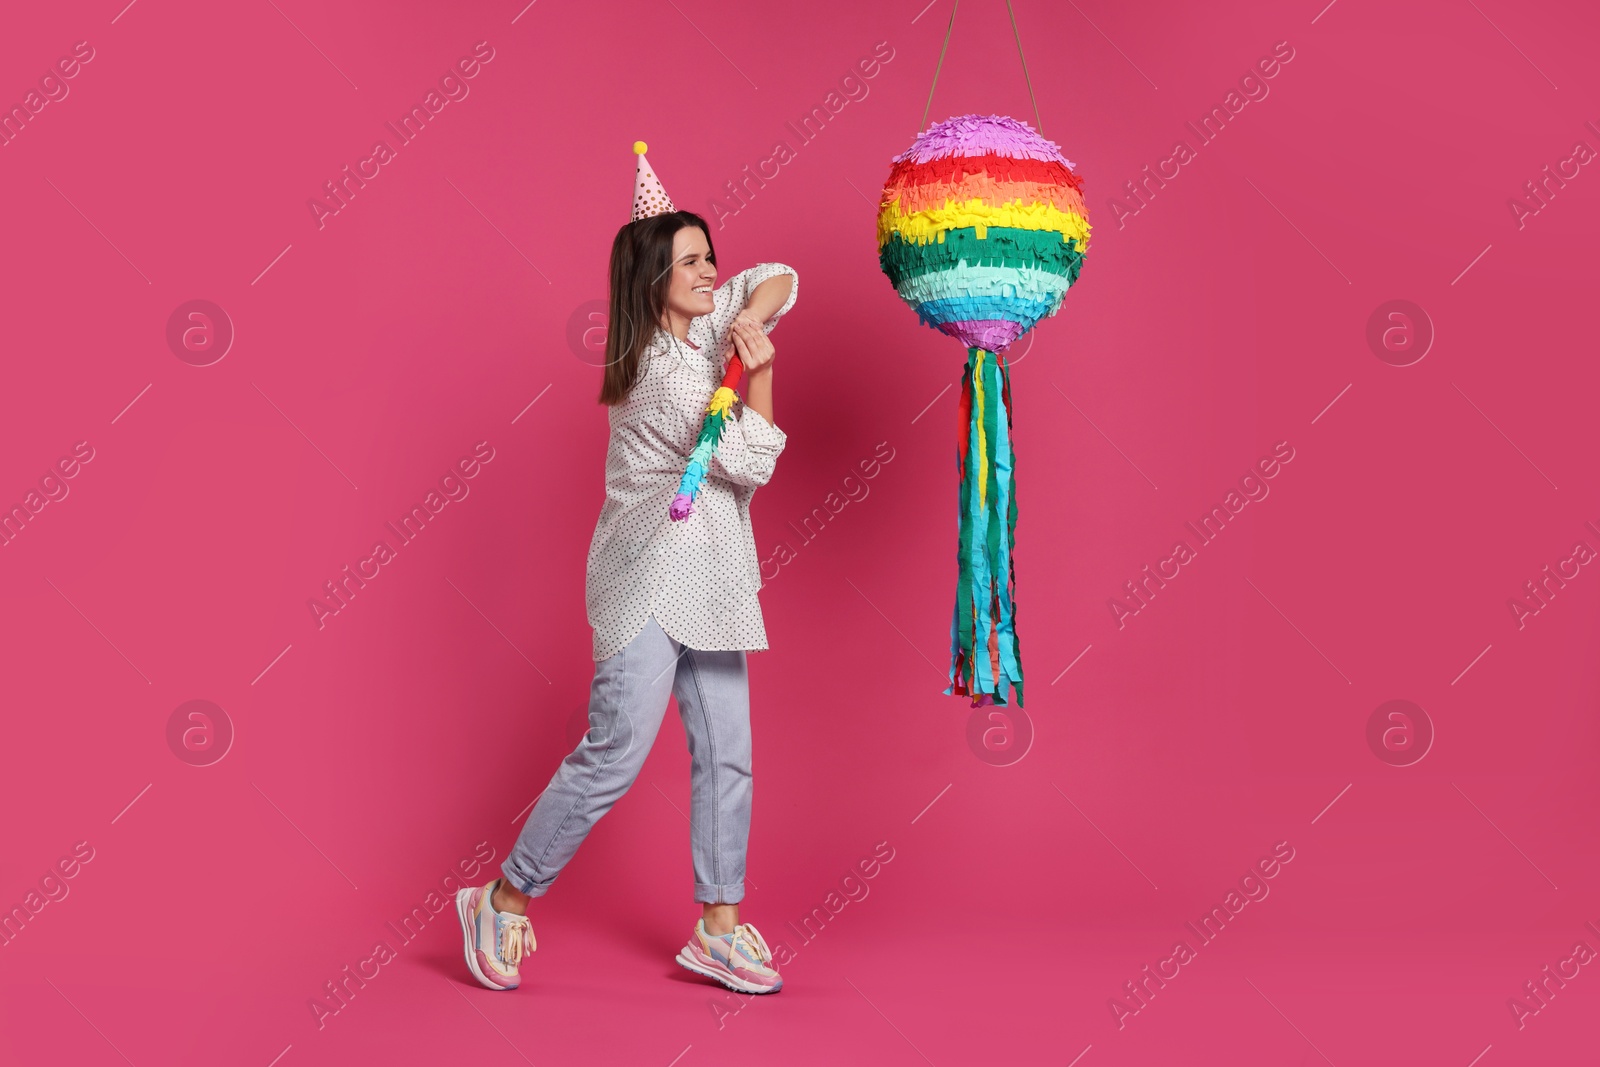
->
<box><xmin>501</xmin><ymin>616</ymin><xmax>752</xmax><ymax>904</ymax></box>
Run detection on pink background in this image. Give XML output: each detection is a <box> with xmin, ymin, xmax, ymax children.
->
<box><xmin>3</xmin><ymin>1</ymin><xmax>1598</xmax><ymax>1064</ymax></box>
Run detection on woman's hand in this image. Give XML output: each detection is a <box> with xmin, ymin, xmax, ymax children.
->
<box><xmin>731</xmin><ymin>318</ymin><xmax>776</xmax><ymax>427</ymax></box>
<box><xmin>729</xmin><ymin>317</ymin><xmax>775</xmax><ymax>375</ymax></box>
<box><xmin>729</xmin><ymin>307</ymin><xmax>766</xmax><ymax>335</ymax></box>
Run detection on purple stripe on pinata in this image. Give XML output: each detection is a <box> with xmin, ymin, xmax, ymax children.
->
<box><xmin>893</xmin><ymin>113</ymin><xmax>1075</xmax><ymax>168</ymax></box>
<box><xmin>937</xmin><ymin>319</ymin><xmax>1026</xmax><ymax>352</ymax></box>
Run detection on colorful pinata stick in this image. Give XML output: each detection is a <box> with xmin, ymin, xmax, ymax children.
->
<box><xmin>668</xmin><ymin>354</ymin><xmax>743</xmax><ymax>521</ymax></box>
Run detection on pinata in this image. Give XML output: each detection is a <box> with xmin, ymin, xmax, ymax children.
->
<box><xmin>876</xmin><ymin>113</ymin><xmax>1091</xmax><ymax>708</ymax></box>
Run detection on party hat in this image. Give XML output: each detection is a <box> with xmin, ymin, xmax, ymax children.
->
<box><xmin>631</xmin><ymin>140</ymin><xmax>676</xmax><ymax>221</ymax></box>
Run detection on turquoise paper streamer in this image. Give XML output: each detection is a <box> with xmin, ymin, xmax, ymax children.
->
<box><xmin>945</xmin><ymin>346</ymin><xmax>1024</xmax><ymax>707</ymax></box>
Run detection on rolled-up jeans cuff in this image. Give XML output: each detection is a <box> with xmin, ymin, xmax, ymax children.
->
<box><xmin>501</xmin><ymin>859</ymin><xmax>554</xmax><ymax>899</ymax></box>
<box><xmin>695</xmin><ymin>881</ymin><xmax>745</xmax><ymax>905</ymax></box>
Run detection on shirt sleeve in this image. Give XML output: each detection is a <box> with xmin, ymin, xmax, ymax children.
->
<box><xmin>707</xmin><ymin>262</ymin><xmax>799</xmax><ymax>365</ymax></box>
<box><xmin>711</xmin><ymin>402</ymin><xmax>787</xmax><ymax>489</ymax></box>
<box><xmin>632</xmin><ymin>337</ymin><xmax>787</xmax><ymax>492</ymax></box>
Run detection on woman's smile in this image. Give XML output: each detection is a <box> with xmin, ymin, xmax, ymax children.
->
<box><xmin>689</xmin><ymin>277</ymin><xmax>714</xmax><ymax>310</ymax></box>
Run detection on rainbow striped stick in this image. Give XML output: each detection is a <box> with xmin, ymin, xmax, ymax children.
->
<box><xmin>668</xmin><ymin>354</ymin><xmax>743</xmax><ymax>521</ymax></box>
<box><xmin>876</xmin><ymin>114</ymin><xmax>1092</xmax><ymax>708</ymax></box>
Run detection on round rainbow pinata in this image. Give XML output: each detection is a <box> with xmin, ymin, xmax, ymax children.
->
<box><xmin>876</xmin><ymin>113</ymin><xmax>1091</xmax><ymax>709</ymax></box>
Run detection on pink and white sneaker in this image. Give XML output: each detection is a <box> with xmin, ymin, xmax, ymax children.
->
<box><xmin>675</xmin><ymin>919</ymin><xmax>783</xmax><ymax>994</ymax></box>
<box><xmin>455</xmin><ymin>878</ymin><xmax>535</xmax><ymax>991</ymax></box>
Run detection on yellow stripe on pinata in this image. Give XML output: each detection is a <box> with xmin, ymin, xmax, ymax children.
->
<box><xmin>877</xmin><ymin>196</ymin><xmax>1090</xmax><ymax>249</ymax></box>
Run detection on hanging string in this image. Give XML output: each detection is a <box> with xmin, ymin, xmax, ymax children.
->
<box><xmin>1006</xmin><ymin>1</ymin><xmax>1044</xmax><ymax>136</ymax></box>
<box><xmin>919</xmin><ymin>0</ymin><xmax>1045</xmax><ymax>136</ymax></box>
<box><xmin>920</xmin><ymin>0</ymin><xmax>959</xmax><ymax>135</ymax></box>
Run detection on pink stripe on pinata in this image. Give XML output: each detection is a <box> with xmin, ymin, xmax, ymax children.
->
<box><xmin>937</xmin><ymin>319</ymin><xmax>1026</xmax><ymax>351</ymax></box>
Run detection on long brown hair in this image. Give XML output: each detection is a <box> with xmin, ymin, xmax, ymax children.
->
<box><xmin>598</xmin><ymin>210</ymin><xmax>717</xmax><ymax>405</ymax></box>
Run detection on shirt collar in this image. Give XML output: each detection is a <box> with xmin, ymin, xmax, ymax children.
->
<box><xmin>653</xmin><ymin>324</ymin><xmax>701</xmax><ymax>351</ymax></box>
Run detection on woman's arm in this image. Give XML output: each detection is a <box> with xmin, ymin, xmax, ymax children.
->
<box><xmin>742</xmin><ymin>273</ymin><xmax>793</xmax><ymax>325</ymax></box>
<box><xmin>726</xmin><ymin>271</ymin><xmax>793</xmax><ymax>427</ymax></box>
<box><xmin>709</xmin><ymin>399</ymin><xmax>785</xmax><ymax>488</ymax></box>
<box><xmin>712</xmin><ymin>263</ymin><xmax>799</xmax><ymax>331</ymax></box>
<box><xmin>709</xmin><ymin>264</ymin><xmax>799</xmax><ymax>367</ymax></box>
<box><xmin>708</xmin><ymin>320</ymin><xmax>784</xmax><ymax>488</ymax></box>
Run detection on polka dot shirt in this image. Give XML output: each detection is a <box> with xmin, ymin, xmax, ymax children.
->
<box><xmin>585</xmin><ymin>263</ymin><xmax>799</xmax><ymax>661</ymax></box>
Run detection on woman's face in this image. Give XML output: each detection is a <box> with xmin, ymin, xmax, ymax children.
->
<box><xmin>661</xmin><ymin>225</ymin><xmax>716</xmax><ymax>325</ymax></box>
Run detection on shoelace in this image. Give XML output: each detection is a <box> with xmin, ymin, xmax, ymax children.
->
<box><xmin>725</xmin><ymin>922</ymin><xmax>773</xmax><ymax>971</ymax></box>
<box><xmin>498</xmin><ymin>914</ymin><xmax>535</xmax><ymax>967</ymax></box>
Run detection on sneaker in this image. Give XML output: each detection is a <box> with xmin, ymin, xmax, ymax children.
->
<box><xmin>675</xmin><ymin>919</ymin><xmax>783</xmax><ymax>994</ymax></box>
<box><xmin>455</xmin><ymin>878</ymin><xmax>536</xmax><ymax>990</ymax></box>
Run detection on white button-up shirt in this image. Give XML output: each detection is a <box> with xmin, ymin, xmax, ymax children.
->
<box><xmin>585</xmin><ymin>262</ymin><xmax>798</xmax><ymax>661</ymax></box>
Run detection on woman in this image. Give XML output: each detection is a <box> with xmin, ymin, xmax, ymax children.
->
<box><xmin>455</xmin><ymin>204</ymin><xmax>797</xmax><ymax>998</ymax></box>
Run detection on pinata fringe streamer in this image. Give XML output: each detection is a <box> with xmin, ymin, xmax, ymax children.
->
<box><xmin>947</xmin><ymin>345</ymin><xmax>1024</xmax><ymax>707</ymax></box>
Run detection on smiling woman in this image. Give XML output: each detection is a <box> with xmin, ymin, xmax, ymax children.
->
<box><xmin>587</xmin><ymin>204</ymin><xmax>797</xmax><ymax>656</ymax></box>
<box><xmin>453</xmin><ymin>144</ymin><xmax>800</xmax><ymax>1000</ymax></box>
<box><xmin>598</xmin><ymin>209</ymin><xmax>719</xmax><ymax>404</ymax></box>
